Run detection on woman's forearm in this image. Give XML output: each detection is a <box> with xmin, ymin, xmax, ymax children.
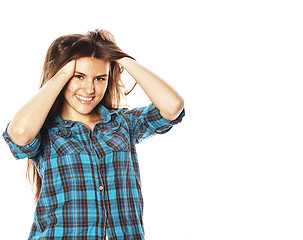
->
<box><xmin>7</xmin><ymin>60</ymin><xmax>75</xmax><ymax>146</ymax></box>
<box><xmin>117</xmin><ymin>57</ymin><xmax>184</xmax><ymax>121</ymax></box>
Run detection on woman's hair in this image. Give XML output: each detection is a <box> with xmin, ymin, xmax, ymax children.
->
<box><xmin>27</xmin><ymin>29</ymin><xmax>135</xmax><ymax>203</ymax></box>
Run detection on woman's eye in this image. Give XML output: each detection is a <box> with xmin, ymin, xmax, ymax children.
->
<box><xmin>75</xmin><ymin>75</ymin><xmax>84</xmax><ymax>80</ymax></box>
<box><xmin>95</xmin><ymin>77</ymin><xmax>105</xmax><ymax>81</ymax></box>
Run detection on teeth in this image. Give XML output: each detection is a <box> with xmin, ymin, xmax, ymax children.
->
<box><xmin>76</xmin><ymin>95</ymin><xmax>93</xmax><ymax>101</ymax></box>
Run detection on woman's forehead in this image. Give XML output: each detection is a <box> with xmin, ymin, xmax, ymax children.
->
<box><xmin>75</xmin><ymin>57</ymin><xmax>110</xmax><ymax>74</ymax></box>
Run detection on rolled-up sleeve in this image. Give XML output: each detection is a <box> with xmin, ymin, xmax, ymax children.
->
<box><xmin>2</xmin><ymin>124</ymin><xmax>42</xmax><ymax>160</ymax></box>
<box><xmin>121</xmin><ymin>104</ymin><xmax>185</xmax><ymax>143</ymax></box>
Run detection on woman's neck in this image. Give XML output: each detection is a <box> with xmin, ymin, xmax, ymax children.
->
<box><xmin>60</xmin><ymin>109</ymin><xmax>103</xmax><ymax>131</ymax></box>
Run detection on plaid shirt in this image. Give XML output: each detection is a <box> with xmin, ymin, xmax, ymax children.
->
<box><xmin>3</xmin><ymin>104</ymin><xmax>184</xmax><ymax>239</ymax></box>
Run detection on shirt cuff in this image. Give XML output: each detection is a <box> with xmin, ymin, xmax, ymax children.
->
<box><xmin>146</xmin><ymin>104</ymin><xmax>185</xmax><ymax>134</ymax></box>
<box><xmin>2</xmin><ymin>124</ymin><xmax>41</xmax><ymax>160</ymax></box>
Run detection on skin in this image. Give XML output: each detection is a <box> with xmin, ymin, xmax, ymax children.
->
<box><xmin>8</xmin><ymin>55</ymin><xmax>184</xmax><ymax>146</ymax></box>
<box><xmin>60</xmin><ymin>57</ymin><xmax>110</xmax><ymax>130</ymax></box>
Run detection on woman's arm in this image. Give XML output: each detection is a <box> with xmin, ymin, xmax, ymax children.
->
<box><xmin>7</xmin><ymin>60</ymin><xmax>76</xmax><ymax>146</ymax></box>
<box><xmin>117</xmin><ymin>57</ymin><xmax>184</xmax><ymax>121</ymax></box>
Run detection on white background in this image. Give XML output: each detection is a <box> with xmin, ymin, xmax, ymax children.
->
<box><xmin>0</xmin><ymin>0</ymin><xmax>303</xmax><ymax>239</ymax></box>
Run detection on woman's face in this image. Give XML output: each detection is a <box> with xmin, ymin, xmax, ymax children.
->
<box><xmin>61</xmin><ymin>57</ymin><xmax>110</xmax><ymax>120</ymax></box>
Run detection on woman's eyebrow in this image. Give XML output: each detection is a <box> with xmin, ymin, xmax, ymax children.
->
<box><xmin>75</xmin><ymin>71</ymin><xmax>86</xmax><ymax>76</ymax></box>
<box><xmin>96</xmin><ymin>74</ymin><xmax>108</xmax><ymax>77</ymax></box>
<box><xmin>75</xmin><ymin>71</ymin><xmax>108</xmax><ymax>77</ymax></box>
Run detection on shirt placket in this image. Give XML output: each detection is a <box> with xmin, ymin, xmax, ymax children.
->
<box><xmin>89</xmin><ymin>127</ymin><xmax>108</xmax><ymax>239</ymax></box>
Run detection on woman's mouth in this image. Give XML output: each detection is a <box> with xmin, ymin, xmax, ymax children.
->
<box><xmin>76</xmin><ymin>94</ymin><xmax>94</xmax><ymax>104</ymax></box>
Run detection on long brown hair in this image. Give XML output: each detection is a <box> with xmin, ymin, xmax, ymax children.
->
<box><xmin>27</xmin><ymin>29</ymin><xmax>135</xmax><ymax>203</ymax></box>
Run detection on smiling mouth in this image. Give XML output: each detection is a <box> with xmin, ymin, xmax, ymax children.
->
<box><xmin>76</xmin><ymin>94</ymin><xmax>94</xmax><ymax>103</ymax></box>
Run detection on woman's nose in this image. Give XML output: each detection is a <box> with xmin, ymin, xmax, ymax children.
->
<box><xmin>83</xmin><ymin>79</ymin><xmax>95</xmax><ymax>94</ymax></box>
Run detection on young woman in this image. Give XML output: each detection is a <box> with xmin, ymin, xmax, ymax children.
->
<box><xmin>3</xmin><ymin>29</ymin><xmax>184</xmax><ymax>239</ymax></box>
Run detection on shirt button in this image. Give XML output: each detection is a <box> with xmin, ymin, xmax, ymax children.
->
<box><xmin>99</xmin><ymin>186</ymin><xmax>104</xmax><ymax>191</ymax></box>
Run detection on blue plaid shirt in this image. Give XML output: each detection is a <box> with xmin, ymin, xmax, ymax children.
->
<box><xmin>3</xmin><ymin>104</ymin><xmax>184</xmax><ymax>239</ymax></box>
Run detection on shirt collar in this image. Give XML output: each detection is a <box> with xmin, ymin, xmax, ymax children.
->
<box><xmin>96</xmin><ymin>104</ymin><xmax>118</xmax><ymax>123</ymax></box>
<box><xmin>52</xmin><ymin>104</ymin><xmax>118</xmax><ymax>128</ymax></box>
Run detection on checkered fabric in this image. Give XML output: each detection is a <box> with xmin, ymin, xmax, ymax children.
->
<box><xmin>3</xmin><ymin>104</ymin><xmax>184</xmax><ymax>239</ymax></box>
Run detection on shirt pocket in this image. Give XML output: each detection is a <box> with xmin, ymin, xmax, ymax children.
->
<box><xmin>100</xmin><ymin>124</ymin><xmax>131</xmax><ymax>152</ymax></box>
<box><xmin>49</xmin><ymin>128</ymin><xmax>82</xmax><ymax>156</ymax></box>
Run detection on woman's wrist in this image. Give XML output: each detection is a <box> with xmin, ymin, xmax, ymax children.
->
<box><xmin>117</xmin><ymin>57</ymin><xmax>132</xmax><ymax>65</ymax></box>
<box><xmin>49</xmin><ymin>60</ymin><xmax>76</xmax><ymax>86</ymax></box>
